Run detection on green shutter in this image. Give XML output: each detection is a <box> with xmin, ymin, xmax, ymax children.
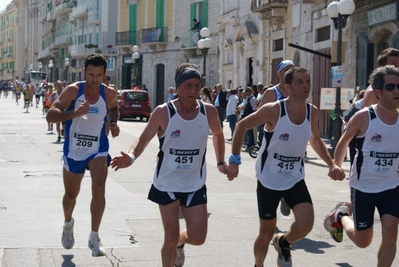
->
<box><xmin>201</xmin><ymin>1</ymin><xmax>208</xmax><ymax>28</ymax></box>
<box><xmin>156</xmin><ymin>0</ymin><xmax>164</xmax><ymax>27</ymax></box>
<box><xmin>190</xmin><ymin>3</ymin><xmax>196</xmax><ymax>46</ymax></box>
<box><xmin>129</xmin><ymin>4</ymin><xmax>137</xmax><ymax>45</ymax></box>
<box><xmin>190</xmin><ymin>3</ymin><xmax>196</xmax><ymax>28</ymax></box>
<box><xmin>129</xmin><ymin>4</ymin><xmax>137</xmax><ymax>31</ymax></box>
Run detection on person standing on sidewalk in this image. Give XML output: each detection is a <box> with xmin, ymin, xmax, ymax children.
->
<box><xmin>46</xmin><ymin>53</ymin><xmax>120</xmax><ymax>257</ymax></box>
<box><xmin>226</xmin><ymin>67</ymin><xmax>345</xmax><ymax>267</ymax></box>
<box><xmin>213</xmin><ymin>84</ymin><xmax>227</xmax><ymax>129</ymax></box>
<box><xmin>324</xmin><ymin>65</ymin><xmax>399</xmax><ymax>267</ymax></box>
<box><xmin>260</xmin><ymin>60</ymin><xmax>295</xmax><ymax>217</ymax></box>
<box><xmin>225</xmin><ymin>88</ymin><xmax>238</xmax><ymax>141</ymax></box>
<box><xmin>110</xmin><ymin>63</ymin><xmax>227</xmax><ymax>267</ymax></box>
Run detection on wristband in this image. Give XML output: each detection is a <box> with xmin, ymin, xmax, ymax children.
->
<box><xmin>128</xmin><ymin>153</ymin><xmax>135</xmax><ymax>166</ymax></box>
<box><xmin>217</xmin><ymin>161</ymin><xmax>226</xmax><ymax>167</ymax></box>
<box><xmin>110</xmin><ymin>120</ymin><xmax>117</xmax><ymax>124</ymax></box>
<box><xmin>228</xmin><ymin>154</ymin><xmax>241</xmax><ymax>165</ymax></box>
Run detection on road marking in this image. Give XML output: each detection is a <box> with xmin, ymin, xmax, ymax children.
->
<box><xmin>0</xmin><ymin>128</ymin><xmax>6</xmax><ymax>143</ymax></box>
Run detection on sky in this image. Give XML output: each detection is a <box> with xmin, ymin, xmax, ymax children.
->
<box><xmin>0</xmin><ymin>0</ymin><xmax>13</xmax><ymax>12</ymax></box>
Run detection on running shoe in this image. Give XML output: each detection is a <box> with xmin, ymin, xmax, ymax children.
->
<box><xmin>323</xmin><ymin>202</ymin><xmax>350</xmax><ymax>242</ymax></box>
<box><xmin>61</xmin><ymin>218</ymin><xmax>75</xmax><ymax>249</ymax></box>
<box><xmin>280</xmin><ymin>198</ymin><xmax>291</xmax><ymax>216</ymax></box>
<box><xmin>272</xmin><ymin>233</ymin><xmax>292</xmax><ymax>267</ymax></box>
<box><xmin>88</xmin><ymin>235</ymin><xmax>106</xmax><ymax>257</ymax></box>
<box><xmin>57</xmin><ymin>136</ymin><xmax>61</xmax><ymax>143</ymax></box>
<box><xmin>175</xmin><ymin>244</ymin><xmax>185</xmax><ymax>267</ymax></box>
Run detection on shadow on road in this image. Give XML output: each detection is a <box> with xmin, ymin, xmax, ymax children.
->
<box><xmin>292</xmin><ymin>237</ymin><xmax>333</xmax><ymax>254</ymax></box>
<box><xmin>61</xmin><ymin>254</ymin><xmax>75</xmax><ymax>267</ymax></box>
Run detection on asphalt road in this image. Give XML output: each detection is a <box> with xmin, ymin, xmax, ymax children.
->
<box><xmin>0</xmin><ymin>96</ymin><xmax>396</xmax><ymax>266</ymax></box>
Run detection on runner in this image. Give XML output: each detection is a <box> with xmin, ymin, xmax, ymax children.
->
<box><xmin>324</xmin><ymin>65</ymin><xmax>399</xmax><ymax>267</ymax></box>
<box><xmin>34</xmin><ymin>83</ymin><xmax>41</xmax><ymax>108</ymax></box>
<box><xmin>23</xmin><ymin>84</ymin><xmax>31</xmax><ymax>113</ymax></box>
<box><xmin>46</xmin><ymin>53</ymin><xmax>120</xmax><ymax>257</ymax></box>
<box><xmin>15</xmin><ymin>82</ymin><xmax>21</xmax><ymax>105</ymax></box>
<box><xmin>226</xmin><ymin>67</ymin><xmax>345</xmax><ymax>267</ymax></box>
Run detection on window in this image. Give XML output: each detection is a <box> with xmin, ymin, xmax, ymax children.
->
<box><xmin>316</xmin><ymin>26</ymin><xmax>330</xmax><ymax>43</ymax></box>
<box><xmin>190</xmin><ymin>1</ymin><xmax>208</xmax><ymax>46</ymax></box>
<box><xmin>274</xmin><ymin>38</ymin><xmax>284</xmax><ymax>51</ymax></box>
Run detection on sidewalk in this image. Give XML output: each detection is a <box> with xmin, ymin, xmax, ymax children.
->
<box><xmin>221</xmin><ymin>121</ymin><xmax>351</xmax><ymax>172</ymax></box>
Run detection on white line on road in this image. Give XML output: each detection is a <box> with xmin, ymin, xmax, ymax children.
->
<box><xmin>0</xmin><ymin>128</ymin><xmax>6</xmax><ymax>143</ymax></box>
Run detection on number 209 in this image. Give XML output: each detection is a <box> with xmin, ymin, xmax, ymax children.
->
<box><xmin>76</xmin><ymin>140</ymin><xmax>93</xmax><ymax>147</ymax></box>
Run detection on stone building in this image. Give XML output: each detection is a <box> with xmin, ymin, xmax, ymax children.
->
<box><xmin>116</xmin><ymin>0</ymin><xmax>220</xmax><ymax>106</ymax></box>
<box><xmin>0</xmin><ymin>1</ymin><xmax>17</xmax><ymax>80</ymax></box>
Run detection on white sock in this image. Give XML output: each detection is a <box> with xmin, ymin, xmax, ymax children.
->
<box><xmin>64</xmin><ymin>219</ymin><xmax>73</xmax><ymax>227</ymax></box>
<box><xmin>90</xmin><ymin>231</ymin><xmax>99</xmax><ymax>239</ymax></box>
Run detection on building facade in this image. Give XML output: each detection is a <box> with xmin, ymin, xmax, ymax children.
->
<box><xmin>0</xmin><ymin>1</ymin><xmax>17</xmax><ymax>80</ymax></box>
<box><xmin>116</xmin><ymin>0</ymin><xmax>220</xmax><ymax>106</ymax></box>
<box><xmin>1</xmin><ymin>0</ymin><xmax>398</xmax><ymax>128</ymax></box>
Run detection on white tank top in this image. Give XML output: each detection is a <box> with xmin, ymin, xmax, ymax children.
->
<box><xmin>350</xmin><ymin>106</ymin><xmax>399</xmax><ymax>193</ymax></box>
<box><xmin>153</xmin><ymin>100</ymin><xmax>210</xmax><ymax>192</ymax></box>
<box><xmin>63</xmin><ymin>82</ymin><xmax>109</xmax><ymax>161</ymax></box>
<box><xmin>255</xmin><ymin>100</ymin><xmax>312</xmax><ymax>190</ymax></box>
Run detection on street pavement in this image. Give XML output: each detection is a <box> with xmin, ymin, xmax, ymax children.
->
<box><xmin>0</xmin><ymin>96</ymin><xmax>396</xmax><ymax>267</ymax></box>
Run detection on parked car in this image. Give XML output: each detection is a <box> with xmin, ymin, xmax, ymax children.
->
<box><xmin>118</xmin><ymin>90</ymin><xmax>151</xmax><ymax>121</ymax></box>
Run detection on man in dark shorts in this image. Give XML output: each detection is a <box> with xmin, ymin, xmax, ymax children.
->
<box><xmin>226</xmin><ymin>67</ymin><xmax>345</xmax><ymax>267</ymax></box>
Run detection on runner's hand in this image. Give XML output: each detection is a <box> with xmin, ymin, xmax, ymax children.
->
<box><xmin>111</xmin><ymin>151</ymin><xmax>132</xmax><ymax>171</ymax></box>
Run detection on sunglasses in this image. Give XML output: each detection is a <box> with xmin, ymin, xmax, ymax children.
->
<box><xmin>384</xmin><ymin>83</ymin><xmax>399</xmax><ymax>91</ymax></box>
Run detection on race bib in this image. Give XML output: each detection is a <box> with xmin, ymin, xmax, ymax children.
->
<box><xmin>269</xmin><ymin>152</ymin><xmax>302</xmax><ymax>176</ymax></box>
<box><xmin>168</xmin><ymin>148</ymin><xmax>200</xmax><ymax>170</ymax></box>
<box><xmin>367</xmin><ymin>151</ymin><xmax>399</xmax><ymax>174</ymax></box>
<box><xmin>71</xmin><ymin>133</ymin><xmax>100</xmax><ymax>153</ymax></box>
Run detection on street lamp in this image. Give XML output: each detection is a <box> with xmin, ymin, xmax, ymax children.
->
<box><xmin>327</xmin><ymin>0</ymin><xmax>355</xmax><ymax>153</ymax></box>
<box><xmin>48</xmin><ymin>60</ymin><xmax>54</xmax><ymax>82</ymax></box>
<box><xmin>64</xmin><ymin>57</ymin><xmax>70</xmax><ymax>81</ymax></box>
<box><xmin>132</xmin><ymin>45</ymin><xmax>140</xmax><ymax>87</ymax></box>
<box><xmin>197</xmin><ymin>27</ymin><xmax>212</xmax><ymax>87</ymax></box>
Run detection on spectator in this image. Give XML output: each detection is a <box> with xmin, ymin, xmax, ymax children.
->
<box><xmin>225</xmin><ymin>89</ymin><xmax>238</xmax><ymax>141</ymax></box>
<box><xmin>190</xmin><ymin>19</ymin><xmax>201</xmax><ymax>45</ymax></box>
<box><xmin>213</xmin><ymin>84</ymin><xmax>227</xmax><ymax>129</ymax></box>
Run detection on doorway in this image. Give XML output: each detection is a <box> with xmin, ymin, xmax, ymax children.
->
<box><xmin>156</xmin><ymin>64</ymin><xmax>165</xmax><ymax>106</ymax></box>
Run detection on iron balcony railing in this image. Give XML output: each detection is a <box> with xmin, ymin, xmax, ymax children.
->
<box><xmin>141</xmin><ymin>27</ymin><xmax>167</xmax><ymax>43</ymax></box>
<box><xmin>115</xmin><ymin>31</ymin><xmax>140</xmax><ymax>46</ymax></box>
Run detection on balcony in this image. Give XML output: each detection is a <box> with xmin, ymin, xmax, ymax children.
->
<box><xmin>47</xmin><ymin>10</ymin><xmax>55</xmax><ymax>22</ymax></box>
<box><xmin>38</xmin><ymin>46</ymin><xmax>54</xmax><ymax>61</ymax></box>
<box><xmin>251</xmin><ymin>0</ymin><xmax>288</xmax><ymax>17</ymax></box>
<box><xmin>70</xmin><ymin>44</ymin><xmax>91</xmax><ymax>58</ymax></box>
<box><xmin>55</xmin><ymin>2</ymin><xmax>73</xmax><ymax>16</ymax></box>
<box><xmin>55</xmin><ymin>34</ymin><xmax>73</xmax><ymax>46</ymax></box>
<box><xmin>115</xmin><ymin>31</ymin><xmax>140</xmax><ymax>47</ymax></box>
<box><xmin>141</xmin><ymin>27</ymin><xmax>168</xmax><ymax>44</ymax></box>
<box><xmin>88</xmin><ymin>10</ymin><xmax>100</xmax><ymax>25</ymax></box>
<box><xmin>71</xmin><ymin>2</ymin><xmax>88</xmax><ymax>19</ymax></box>
<box><xmin>95</xmin><ymin>44</ymin><xmax>118</xmax><ymax>55</ymax></box>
